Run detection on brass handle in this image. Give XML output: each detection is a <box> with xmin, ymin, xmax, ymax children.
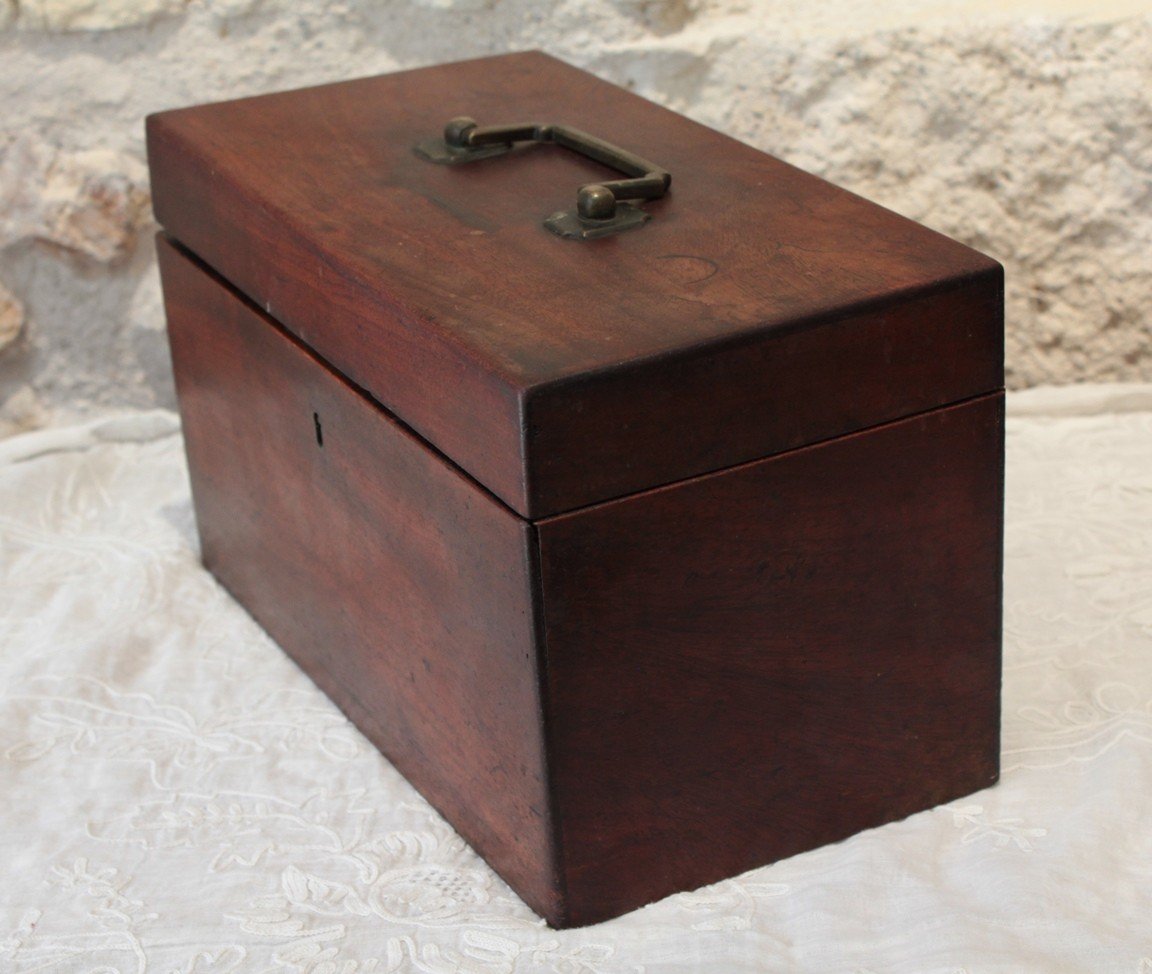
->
<box><xmin>414</xmin><ymin>117</ymin><xmax>671</xmax><ymax>240</ymax></box>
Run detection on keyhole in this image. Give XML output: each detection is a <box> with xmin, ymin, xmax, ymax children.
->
<box><xmin>313</xmin><ymin>412</ymin><xmax>324</xmax><ymax>447</ymax></box>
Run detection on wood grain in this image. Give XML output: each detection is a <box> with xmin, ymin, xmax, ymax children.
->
<box><xmin>160</xmin><ymin>230</ymin><xmax>1002</xmax><ymax>925</ymax></box>
<box><xmin>536</xmin><ymin>392</ymin><xmax>1004</xmax><ymax>926</ymax></box>
<box><xmin>153</xmin><ymin>53</ymin><xmax>1005</xmax><ymax>929</ymax></box>
<box><xmin>147</xmin><ymin>50</ymin><xmax>1003</xmax><ymax>518</ymax></box>
<box><xmin>156</xmin><ymin>235</ymin><xmax>564</xmax><ymax>922</ymax></box>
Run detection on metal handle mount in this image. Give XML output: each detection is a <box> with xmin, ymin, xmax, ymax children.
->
<box><xmin>414</xmin><ymin>117</ymin><xmax>671</xmax><ymax>240</ymax></box>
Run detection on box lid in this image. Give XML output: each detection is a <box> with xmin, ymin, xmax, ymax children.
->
<box><xmin>147</xmin><ymin>51</ymin><xmax>1003</xmax><ymax>520</ymax></box>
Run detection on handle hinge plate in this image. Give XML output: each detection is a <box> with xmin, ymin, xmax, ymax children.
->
<box><xmin>543</xmin><ymin>202</ymin><xmax>649</xmax><ymax>239</ymax></box>
<box><xmin>413</xmin><ymin>139</ymin><xmax>513</xmax><ymax>166</ymax></box>
<box><xmin>414</xmin><ymin>118</ymin><xmax>670</xmax><ymax>240</ymax></box>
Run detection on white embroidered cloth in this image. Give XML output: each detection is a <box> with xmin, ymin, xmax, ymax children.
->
<box><xmin>2</xmin><ymin>386</ymin><xmax>1150</xmax><ymax>973</ymax></box>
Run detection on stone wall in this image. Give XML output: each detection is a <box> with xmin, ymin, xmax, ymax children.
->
<box><xmin>1</xmin><ymin>0</ymin><xmax>1149</xmax><ymax>435</ymax></box>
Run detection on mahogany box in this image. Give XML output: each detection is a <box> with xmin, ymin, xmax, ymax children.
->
<box><xmin>147</xmin><ymin>51</ymin><xmax>1004</xmax><ymax>928</ymax></box>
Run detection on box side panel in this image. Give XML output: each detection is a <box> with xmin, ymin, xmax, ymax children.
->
<box><xmin>536</xmin><ymin>393</ymin><xmax>1004</xmax><ymax>927</ymax></box>
<box><xmin>157</xmin><ymin>236</ymin><xmax>561</xmax><ymax>921</ymax></box>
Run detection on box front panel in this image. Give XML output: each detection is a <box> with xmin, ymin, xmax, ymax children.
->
<box><xmin>537</xmin><ymin>393</ymin><xmax>1004</xmax><ymax>926</ymax></box>
<box><xmin>157</xmin><ymin>237</ymin><xmax>560</xmax><ymax>920</ymax></box>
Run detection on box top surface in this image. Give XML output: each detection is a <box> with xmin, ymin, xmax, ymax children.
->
<box><xmin>147</xmin><ymin>51</ymin><xmax>1003</xmax><ymax>519</ymax></box>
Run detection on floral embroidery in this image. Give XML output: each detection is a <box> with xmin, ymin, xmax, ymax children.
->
<box><xmin>3</xmin><ymin>396</ymin><xmax>1152</xmax><ymax>971</ymax></box>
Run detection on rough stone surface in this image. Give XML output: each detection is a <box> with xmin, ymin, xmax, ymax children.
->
<box><xmin>15</xmin><ymin>0</ymin><xmax>190</xmax><ymax>32</ymax></box>
<box><xmin>0</xmin><ymin>1</ymin><xmax>1149</xmax><ymax>435</ymax></box>
<box><xmin>0</xmin><ymin>387</ymin><xmax>47</xmax><ymax>439</ymax></box>
<box><xmin>1</xmin><ymin>140</ymin><xmax>151</xmax><ymax>262</ymax></box>
<box><xmin>0</xmin><ymin>281</ymin><xmax>24</xmax><ymax>355</ymax></box>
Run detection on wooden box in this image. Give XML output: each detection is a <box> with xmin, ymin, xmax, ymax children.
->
<box><xmin>147</xmin><ymin>51</ymin><xmax>1004</xmax><ymax>928</ymax></box>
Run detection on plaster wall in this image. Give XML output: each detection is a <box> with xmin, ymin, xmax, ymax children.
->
<box><xmin>1</xmin><ymin>0</ymin><xmax>1149</xmax><ymax>434</ymax></box>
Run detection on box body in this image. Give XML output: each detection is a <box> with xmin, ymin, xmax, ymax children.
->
<box><xmin>150</xmin><ymin>51</ymin><xmax>1004</xmax><ymax>927</ymax></box>
<box><xmin>158</xmin><ymin>237</ymin><xmax>1002</xmax><ymax>928</ymax></box>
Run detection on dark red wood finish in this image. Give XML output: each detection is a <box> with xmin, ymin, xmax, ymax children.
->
<box><xmin>157</xmin><ymin>236</ymin><xmax>562</xmax><ymax>921</ymax></box>
<box><xmin>151</xmin><ymin>53</ymin><xmax>1006</xmax><ymax>929</ymax></box>
<box><xmin>147</xmin><ymin>51</ymin><xmax>1003</xmax><ymax>518</ymax></box>
<box><xmin>160</xmin><ymin>233</ymin><xmax>1002</xmax><ymax>928</ymax></box>
<box><xmin>536</xmin><ymin>392</ymin><xmax>1004</xmax><ymax>926</ymax></box>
